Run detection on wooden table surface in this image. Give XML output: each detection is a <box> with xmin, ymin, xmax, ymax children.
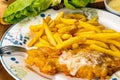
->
<box><xmin>0</xmin><ymin>24</ymin><xmax>15</xmax><ymax>80</ymax></box>
<box><xmin>0</xmin><ymin>1</ymin><xmax>104</xmax><ymax>80</ymax></box>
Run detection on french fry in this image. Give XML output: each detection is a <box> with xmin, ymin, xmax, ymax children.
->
<box><xmin>62</xmin><ymin>33</ymin><xmax>72</xmax><ymax>40</ymax></box>
<box><xmin>96</xmin><ymin>39</ymin><xmax>120</xmax><ymax>49</ymax></box>
<box><xmin>29</xmin><ymin>24</ymin><xmax>43</xmax><ymax>32</ymax></box>
<box><xmin>72</xmin><ymin>43</ymin><xmax>79</xmax><ymax>49</ymax></box>
<box><xmin>58</xmin><ymin>24</ymin><xmax>76</xmax><ymax>33</ymax></box>
<box><xmin>60</xmin><ymin>18</ymin><xmax>77</xmax><ymax>24</ymax></box>
<box><xmin>28</xmin><ymin>27</ymin><xmax>44</xmax><ymax>47</ymax></box>
<box><xmin>55</xmin><ymin>23</ymin><xmax>65</xmax><ymax>29</ymax></box>
<box><xmin>56</xmin><ymin>36</ymin><xmax>85</xmax><ymax>49</ymax></box>
<box><xmin>50</xmin><ymin>27</ymin><xmax>58</xmax><ymax>32</ymax></box>
<box><xmin>48</xmin><ymin>20</ymin><xmax>53</xmax><ymax>25</ymax></box>
<box><xmin>75</xmin><ymin>28</ymin><xmax>89</xmax><ymax>33</ymax></box>
<box><xmin>77</xmin><ymin>33</ymin><xmax>120</xmax><ymax>39</ymax></box>
<box><xmin>87</xmin><ymin>17</ymin><xmax>99</xmax><ymax>26</ymax></box>
<box><xmin>77</xmin><ymin>24</ymin><xmax>83</xmax><ymax>28</ymax></box>
<box><xmin>41</xmin><ymin>35</ymin><xmax>48</xmax><ymax>41</ymax></box>
<box><xmin>75</xmin><ymin>31</ymin><xmax>95</xmax><ymax>36</ymax></box>
<box><xmin>110</xmin><ymin>44</ymin><xmax>120</xmax><ymax>52</ymax></box>
<box><xmin>66</xmin><ymin>13</ymin><xmax>86</xmax><ymax>21</ymax></box>
<box><xmin>102</xmin><ymin>29</ymin><xmax>116</xmax><ymax>33</ymax></box>
<box><xmin>39</xmin><ymin>38</ymin><xmax>50</xmax><ymax>45</ymax></box>
<box><xmin>79</xmin><ymin>20</ymin><xmax>101</xmax><ymax>32</ymax></box>
<box><xmin>90</xmin><ymin>44</ymin><xmax>120</xmax><ymax>58</ymax></box>
<box><xmin>85</xmin><ymin>40</ymin><xmax>109</xmax><ymax>49</ymax></box>
<box><xmin>66</xmin><ymin>14</ymin><xmax>75</xmax><ymax>19</ymax></box>
<box><xmin>43</xmin><ymin>19</ymin><xmax>56</xmax><ymax>46</ymax></box>
<box><xmin>74</xmin><ymin>14</ymin><xmax>86</xmax><ymax>21</ymax></box>
<box><xmin>54</xmin><ymin>33</ymin><xmax>63</xmax><ymax>44</ymax></box>
<box><xmin>34</xmin><ymin>42</ymin><xmax>54</xmax><ymax>49</ymax></box>
<box><xmin>107</xmin><ymin>40</ymin><xmax>120</xmax><ymax>48</ymax></box>
<box><xmin>55</xmin><ymin>11</ymin><xmax>64</xmax><ymax>21</ymax></box>
<box><xmin>96</xmin><ymin>25</ymin><xmax>105</xmax><ymax>30</ymax></box>
<box><xmin>48</xmin><ymin>20</ymin><xmax>55</xmax><ymax>28</ymax></box>
<box><xmin>45</xmin><ymin>16</ymin><xmax>51</xmax><ymax>24</ymax></box>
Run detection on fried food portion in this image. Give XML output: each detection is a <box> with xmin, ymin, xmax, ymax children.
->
<box><xmin>26</xmin><ymin>11</ymin><xmax>120</xmax><ymax>80</ymax></box>
<box><xmin>59</xmin><ymin>49</ymin><xmax>120</xmax><ymax>80</ymax></box>
<box><xmin>26</xmin><ymin>47</ymin><xmax>61</xmax><ymax>75</ymax></box>
<box><xmin>26</xmin><ymin>47</ymin><xmax>120</xmax><ymax>80</ymax></box>
<box><xmin>28</xmin><ymin>11</ymin><xmax>120</xmax><ymax>58</ymax></box>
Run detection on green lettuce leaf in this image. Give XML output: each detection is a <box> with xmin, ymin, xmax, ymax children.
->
<box><xmin>51</xmin><ymin>0</ymin><xmax>62</xmax><ymax>6</ymax></box>
<box><xmin>71</xmin><ymin>0</ymin><xmax>89</xmax><ymax>7</ymax></box>
<box><xmin>64</xmin><ymin>0</ymin><xmax>95</xmax><ymax>9</ymax></box>
<box><xmin>3</xmin><ymin>0</ymin><xmax>95</xmax><ymax>24</ymax></box>
<box><xmin>3</xmin><ymin>0</ymin><xmax>52</xmax><ymax>24</ymax></box>
<box><xmin>64</xmin><ymin>0</ymin><xmax>76</xmax><ymax>9</ymax></box>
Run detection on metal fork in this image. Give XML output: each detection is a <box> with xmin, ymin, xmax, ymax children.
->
<box><xmin>0</xmin><ymin>45</ymin><xmax>26</xmax><ymax>55</ymax></box>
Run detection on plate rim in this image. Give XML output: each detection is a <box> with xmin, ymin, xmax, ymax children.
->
<box><xmin>0</xmin><ymin>24</ymin><xmax>21</xmax><ymax>80</ymax></box>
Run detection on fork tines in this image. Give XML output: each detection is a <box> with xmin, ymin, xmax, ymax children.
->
<box><xmin>0</xmin><ymin>46</ymin><xmax>26</xmax><ymax>55</ymax></box>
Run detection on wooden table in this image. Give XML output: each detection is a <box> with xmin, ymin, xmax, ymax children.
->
<box><xmin>0</xmin><ymin>24</ymin><xmax>15</xmax><ymax>80</ymax></box>
<box><xmin>0</xmin><ymin>1</ymin><xmax>104</xmax><ymax>80</ymax></box>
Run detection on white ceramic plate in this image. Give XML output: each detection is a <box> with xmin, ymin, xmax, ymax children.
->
<box><xmin>1</xmin><ymin>8</ymin><xmax>120</xmax><ymax>80</ymax></box>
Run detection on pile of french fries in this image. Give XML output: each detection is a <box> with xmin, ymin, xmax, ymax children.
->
<box><xmin>28</xmin><ymin>11</ymin><xmax>120</xmax><ymax>58</ymax></box>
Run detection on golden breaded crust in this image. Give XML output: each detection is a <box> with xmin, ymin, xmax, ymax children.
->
<box><xmin>26</xmin><ymin>47</ymin><xmax>120</xmax><ymax>80</ymax></box>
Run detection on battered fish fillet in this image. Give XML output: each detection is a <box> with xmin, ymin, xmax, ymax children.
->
<box><xmin>26</xmin><ymin>47</ymin><xmax>120</xmax><ymax>80</ymax></box>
